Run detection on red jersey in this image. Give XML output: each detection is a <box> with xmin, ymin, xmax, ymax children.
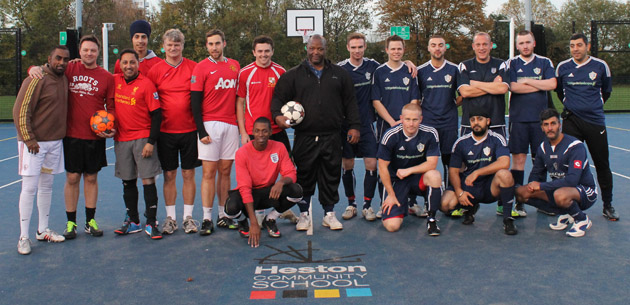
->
<box><xmin>235</xmin><ymin>140</ymin><xmax>296</xmax><ymax>204</ymax></box>
<box><xmin>114</xmin><ymin>50</ymin><xmax>162</xmax><ymax>75</ymax></box>
<box><xmin>65</xmin><ymin>61</ymin><xmax>115</xmax><ymax>140</ymax></box>
<box><xmin>237</xmin><ymin>62</ymin><xmax>285</xmax><ymax>134</ymax></box>
<box><xmin>190</xmin><ymin>57</ymin><xmax>240</xmax><ymax>125</ymax></box>
<box><xmin>113</xmin><ymin>73</ymin><xmax>160</xmax><ymax>141</ymax></box>
<box><xmin>146</xmin><ymin>58</ymin><xmax>197</xmax><ymax>133</ymax></box>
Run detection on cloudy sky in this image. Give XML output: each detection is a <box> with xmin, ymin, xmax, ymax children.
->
<box><xmin>485</xmin><ymin>0</ymin><xmax>566</xmax><ymax>14</ymax></box>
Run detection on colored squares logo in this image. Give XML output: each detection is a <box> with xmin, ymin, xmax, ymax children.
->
<box><xmin>347</xmin><ymin>288</ymin><xmax>372</xmax><ymax>297</ymax></box>
<box><xmin>314</xmin><ymin>289</ymin><xmax>340</xmax><ymax>298</ymax></box>
<box><xmin>250</xmin><ymin>291</ymin><xmax>275</xmax><ymax>299</ymax></box>
<box><xmin>250</xmin><ymin>288</ymin><xmax>372</xmax><ymax>299</ymax></box>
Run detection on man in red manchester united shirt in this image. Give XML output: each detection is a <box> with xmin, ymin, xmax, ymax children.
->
<box><xmin>191</xmin><ymin>29</ymin><xmax>241</xmax><ymax>235</ymax></box>
<box><xmin>147</xmin><ymin>29</ymin><xmax>201</xmax><ymax>235</ymax></box>
<box><xmin>225</xmin><ymin>117</ymin><xmax>302</xmax><ymax>247</ymax></box>
<box><xmin>112</xmin><ymin>49</ymin><xmax>163</xmax><ymax>240</ymax></box>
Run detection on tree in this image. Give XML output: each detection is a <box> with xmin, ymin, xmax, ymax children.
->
<box><xmin>376</xmin><ymin>0</ymin><xmax>491</xmax><ymax>64</ymax></box>
<box><xmin>498</xmin><ymin>0</ymin><xmax>560</xmax><ymax>28</ymax></box>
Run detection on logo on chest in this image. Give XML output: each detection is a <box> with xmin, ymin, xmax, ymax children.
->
<box><xmin>268</xmin><ymin>77</ymin><xmax>276</xmax><ymax>87</ymax></box>
<box><xmin>533</xmin><ymin>67</ymin><xmax>541</xmax><ymax>75</ymax></box>
<box><xmin>403</xmin><ymin>77</ymin><xmax>410</xmax><ymax>86</ymax></box>
<box><xmin>444</xmin><ymin>75</ymin><xmax>452</xmax><ymax>83</ymax></box>
<box><xmin>270</xmin><ymin>153</ymin><xmax>279</xmax><ymax>163</ymax></box>
<box><xmin>483</xmin><ymin>146</ymin><xmax>491</xmax><ymax>156</ymax></box>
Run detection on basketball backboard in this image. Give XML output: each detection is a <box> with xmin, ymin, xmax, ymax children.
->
<box><xmin>286</xmin><ymin>9</ymin><xmax>324</xmax><ymax>41</ymax></box>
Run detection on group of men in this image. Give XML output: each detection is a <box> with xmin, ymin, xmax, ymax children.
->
<box><xmin>13</xmin><ymin>19</ymin><xmax>617</xmax><ymax>254</ymax></box>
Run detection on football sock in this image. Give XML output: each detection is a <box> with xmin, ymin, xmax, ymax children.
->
<box><xmin>19</xmin><ymin>175</ymin><xmax>38</xmax><ymax>238</ymax></box>
<box><xmin>568</xmin><ymin>200</ymin><xmax>586</xmax><ymax>221</ymax></box>
<box><xmin>511</xmin><ymin>169</ymin><xmax>524</xmax><ymax>186</ymax></box>
<box><xmin>298</xmin><ymin>195</ymin><xmax>311</xmax><ymax>213</ymax></box>
<box><xmin>85</xmin><ymin>207</ymin><xmax>96</xmax><ymax>223</ymax></box>
<box><xmin>143</xmin><ymin>183</ymin><xmax>158</xmax><ymax>225</ymax></box>
<box><xmin>499</xmin><ymin>186</ymin><xmax>515</xmax><ymax>219</ymax></box>
<box><xmin>428</xmin><ymin>186</ymin><xmax>442</xmax><ymax>218</ymax></box>
<box><xmin>183</xmin><ymin>204</ymin><xmax>194</xmax><ymax>221</ymax></box>
<box><xmin>203</xmin><ymin>207</ymin><xmax>213</xmax><ymax>221</ymax></box>
<box><xmin>122</xmin><ymin>179</ymin><xmax>139</xmax><ymax>223</ymax></box>
<box><xmin>37</xmin><ymin>173</ymin><xmax>53</xmax><ymax>233</ymax></box>
<box><xmin>323</xmin><ymin>204</ymin><xmax>334</xmax><ymax>213</ymax></box>
<box><xmin>218</xmin><ymin>205</ymin><xmax>227</xmax><ymax>218</ymax></box>
<box><xmin>66</xmin><ymin>211</ymin><xmax>77</xmax><ymax>223</ymax></box>
<box><xmin>441</xmin><ymin>154</ymin><xmax>451</xmax><ymax>187</ymax></box>
<box><xmin>408</xmin><ymin>195</ymin><xmax>417</xmax><ymax>208</ymax></box>
<box><xmin>363</xmin><ymin>197</ymin><xmax>373</xmax><ymax>210</ymax></box>
<box><xmin>364</xmin><ymin>170</ymin><xmax>377</xmax><ymax>208</ymax></box>
<box><xmin>165</xmin><ymin>205</ymin><xmax>176</xmax><ymax>219</ymax></box>
<box><xmin>267</xmin><ymin>210</ymin><xmax>281</xmax><ymax>221</ymax></box>
<box><xmin>342</xmin><ymin>169</ymin><xmax>355</xmax><ymax>206</ymax></box>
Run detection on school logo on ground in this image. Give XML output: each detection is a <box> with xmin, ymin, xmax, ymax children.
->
<box><xmin>249</xmin><ymin>241</ymin><xmax>371</xmax><ymax>300</ymax></box>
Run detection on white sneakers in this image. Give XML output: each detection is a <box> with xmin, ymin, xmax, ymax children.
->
<box><xmin>362</xmin><ymin>207</ymin><xmax>377</xmax><ymax>221</ymax></box>
<box><xmin>36</xmin><ymin>228</ymin><xmax>66</xmax><ymax>242</ymax></box>
<box><xmin>296</xmin><ymin>212</ymin><xmax>310</xmax><ymax>231</ymax></box>
<box><xmin>342</xmin><ymin>206</ymin><xmax>357</xmax><ymax>220</ymax></box>
<box><xmin>323</xmin><ymin>212</ymin><xmax>343</xmax><ymax>230</ymax></box>
<box><xmin>17</xmin><ymin>237</ymin><xmax>31</xmax><ymax>255</ymax></box>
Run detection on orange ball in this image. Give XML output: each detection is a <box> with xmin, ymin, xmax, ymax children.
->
<box><xmin>90</xmin><ymin>110</ymin><xmax>115</xmax><ymax>134</ymax></box>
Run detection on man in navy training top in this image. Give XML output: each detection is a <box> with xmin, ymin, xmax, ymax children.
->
<box><xmin>440</xmin><ymin>108</ymin><xmax>517</xmax><ymax>235</ymax></box>
<box><xmin>507</xmin><ymin>30</ymin><xmax>557</xmax><ymax>217</ymax></box>
<box><xmin>515</xmin><ymin>108</ymin><xmax>597</xmax><ymax>237</ymax></box>
<box><xmin>555</xmin><ymin>33</ymin><xmax>617</xmax><ymax>221</ymax></box>
<box><xmin>377</xmin><ymin>103</ymin><xmax>442</xmax><ymax>235</ymax></box>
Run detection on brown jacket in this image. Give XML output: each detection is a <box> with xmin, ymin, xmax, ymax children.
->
<box><xmin>13</xmin><ymin>64</ymin><xmax>68</xmax><ymax>145</ymax></box>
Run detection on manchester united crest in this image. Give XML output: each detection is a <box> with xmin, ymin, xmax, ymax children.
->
<box><xmin>589</xmin><ymin>71</ymin><xmax>597</xmax><ymax>80</ymax></box>
<box><xmin>270</xmin><ymin>153</ymin><xmax>279</xmax><ymax>163</ymax></box>
<box><xmin>533</xmin><ymin>67</ymin><xmax>541</xmax><ymax>75</ymax></box>
<box><xmin>483</xmin><ymin>146</ymin><xmax>491</xmax><ymax>156</ymax></box>
<box><xmin>230</xmin><ymin>65</ymin><xmax>237</xmax><ymax>72</ymax></box>
<box><xmin>403</xmin><ymin>77</ymin><xmax>410</xmax><ymax>86</ymax></box>
<box><xmin>444</xmin><ymin>74</ymin><xmax>452</xmax><ymax>83</ymax></box>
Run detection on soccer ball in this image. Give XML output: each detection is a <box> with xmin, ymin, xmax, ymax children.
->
<box><xmin>281</xmin><ymin>101</ymin><xmax>305</xmax><ymax>126</ymax></box>
<box><xmin>90</xmin><ymin>110</ymin><xmax>115</xmax><ymax>134</ymax></box>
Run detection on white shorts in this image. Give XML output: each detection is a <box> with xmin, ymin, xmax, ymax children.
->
<box><xmin>17</xmin><ymin>140</ymin><xmax>64</xmax><ymax>176</ymax></box>
<box><xmin>197</xmin><ymin>121</ymin><xmax>239</xmax><ymax>161</ymax></box>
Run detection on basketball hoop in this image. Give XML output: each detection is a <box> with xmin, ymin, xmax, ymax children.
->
<box><xmin>299</xmin><ymin>29</ymin><xmax>313</xmax><ymax>43</ymax></box>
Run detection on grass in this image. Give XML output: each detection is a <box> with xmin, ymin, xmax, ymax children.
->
<box><xmin>0</xmin><ymin>95</ymin><xmax>15</xmax><ymax>121</ymax></box>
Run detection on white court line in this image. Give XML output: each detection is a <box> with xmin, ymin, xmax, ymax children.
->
<box><xmin>0</xmin><ymin>179</ymin><xmax>22</xmax><ymax>189</ymax></box>
<box><xmin>106</xmin><ymin>145</ymin><xmax>114</xmax><ymax>150</ymax></box>
<box><xmin>0</xmin><ymin>155</ymin><xmax>18</xmax><ymax>162</ymax></box>
<box><xmin>607</xmin><ymin>126</ymin><xmax>630</xmax><ymax>132</ymax></box>
<box><xmin>0</xmin><ymin>136</ymin><xmax>16</xmax><ymax>142</ymax></box>
<box><xmin>590</xmin><ymin>165</ymin><xmax>630</xmax><ymax>180</ymax></box>
<box><xmin>610</xmin><ymin>145</ymin><xmax>630</xmax><ymax>153</ymax></box>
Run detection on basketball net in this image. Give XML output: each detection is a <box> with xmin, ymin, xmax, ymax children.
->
<box><xmin>299</xmin><ymin>29</ymin><xmax>313</xmax><ymax>43</ymax></box>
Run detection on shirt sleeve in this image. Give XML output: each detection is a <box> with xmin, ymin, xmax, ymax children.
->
<box><xmin>144</xmin><ymin>81</ymin><xmax>161</xmax><ymax>112</ymax></box>
<box><xmin>114</xmin><ymin>59</ymin><xmax>122</xmax><ymax>74</ymax></box>
<box><xmin>235</xmin><ymin>148</ymin><xmax>254</xmax><ymax>204</ymax></box>
<box><xmin>528</xmin><ymin>144</ymin><xmax>547</xmax><ymax>183</ymax></box>
<box><xmin>601</xmin><ymin>62</ymin><xmax>612</xmax><ymax>93</ymax></box>
<box><xmin>236</xmin><ymin>69</ymin><xmax>247</xmax><ymax>98</ymax></box>
<box><xmin>426</xmin><ymin>131</ymin><xmax>440</xmax><ymax>157</ymax></box>
<box><xmin>278</xmin><ymin>145</ymin><xmax>297</xmax><ymax>183</ymax></box>
<box><xmin>410</xmin><ymin>71</ymin><xmax>420</xmax><ymax>101</ymax></box>
<box><xmin>370</xmin><ymin>70</ymin><xmax>382</xmax><ymax>101</ymax></box>
<box><xmin>540</xmin><ymin>144</ymin><xmax>588</xmax><ymax>190</ymax></box>
<box><xmin>449</xmin><ymin>141</ymin><xmax>463</xmax><ymax>168</ymax></box>
<box><xmin>543</xmin><ymin>58</ymin><xmax>555</xmax><ymax>80</ymax></box>
<box><xmin>105</xmin><ymin>73</ymin><xmax>116</xmax><ymax>116</ymax></box>
<box><xmin>376</xmin><ymin>132</ymin><xmax>396</xmax><ymax>161</ymax></box>
<box><xmin>499</xmin><ymin>61</ymin><xmax>509</xmax><ymax>89</ymax></box>
<box><xmin>13</xmin><ymin>77</ymin><xmax>43</xmax><ymax>144</ymax></box>
<box><xmin>457</xmin><ymin>62</ymin><xmax>470</xmax><ymax>91</ymax></box>
<box><xmin>190</xmin><ymin>63</ymin><xmax>205</xmax><ymax>92</ymax></box>
<box><xmin>508</xmin><ymin>59</ymin><xmax>518</xmax><ymax>83</ymax></box>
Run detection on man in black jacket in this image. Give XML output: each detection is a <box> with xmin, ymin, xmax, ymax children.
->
<box><xmin>271</xmin><ymin>34</ymin><xmax>361</xmax><ymax>231</ymax></box>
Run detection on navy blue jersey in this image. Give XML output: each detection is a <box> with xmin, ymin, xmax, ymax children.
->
<box><xmin>528</xmin><ymin>134</ymin><xmax>596</xmax><ymax>190</ymax></box>
<box><xmin>371</xmin><ymin>63</ymin><xmax>420</xmax><ymax>122</ymax></box>
<box><xmin>450</xmin><ymin>131</ymin><xmax>509</xmax><ymax>184</ymax></box>
<box><xmin>338</xmin><ymin>58</ymin><xmax>380</xmax><ymax>127</ymax></box>
<box><xmin>377</xmin><ymin>124</ymin><xmax>440</xmax><ymax>180</ymax></box>
<box><xmin>507</xmin><ymin>54</ymin><xmax>556</xmax><ymax>122</ymax></box>
<box><xmin>457</xmin><ymin>57</ymin><xmax>508</xmax><ymax>128</ymax></box>
<box><xmin>417</xmin><ymin>60</ymin><xmax>459</xmax><ymax>129</ymax></box>
<box><xmin>556</xmin><ymin>57</ymin><xmax>612</xmax><ymax>126</ymax></box>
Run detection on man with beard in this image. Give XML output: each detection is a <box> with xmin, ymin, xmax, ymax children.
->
<box><xmin>440</xmin><ymin>108</ymin><xmax>517</xmax><ymax>235</ymax></box>
<box><xmin>515</xmin><ymin>109</ymin><xmax>597</xmax><ymax>237</ymax></box>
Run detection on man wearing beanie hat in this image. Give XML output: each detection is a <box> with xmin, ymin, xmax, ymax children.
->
<box><xmin>440</xmin><ymin>106</ymin><xmax>518</xmax><ymax>235</ymax></box>
<box><xmin>114</xmin><ymin>20</ymin><xmax>162</xmax><ymax>75</ymax></box>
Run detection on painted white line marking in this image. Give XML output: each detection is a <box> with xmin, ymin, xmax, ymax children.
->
<box><xmin>0</xmin><ymin>179</ymin><xmax>22</xmax><ymax>189</ymax></box>
<box><xmin>590</xmin><ymin>165</ymin><xmax>630</xmax><ymax>180</ymax></box>
<box><xmin>0</xmin><ymin>155</ymin><xmax>18</xmax><ymax>162</ymax></box>
<box><xmin>0</xmin><ymin>136</ymin><xmax>16</xmax><ymax>142</ymax></box>
<box><xmin>610</xmin><ymin>145</ymin><xmax>630</xmax><ymax>153</ymax></box>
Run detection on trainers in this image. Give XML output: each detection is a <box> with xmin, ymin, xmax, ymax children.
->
<box><xmin>537</xmin><ymin>208</ymin><xmax>556</xmax><ymax>216</ymax></box>
<box><xmin>279</xmin><ymin>210</ymin><xmax>299</xmax><ymax>224</ymax></box>
<box><xmin>63</xmin><ymin>221</ymin><xmax>77</xmax><ymax>240</ymax></box>
<box><xmin>200</xmin><ymin>219</ymin><xmax>213</xmax><ymax>236</ymax></box>
<box><xmin>262</xmin><ymin>217</ymin><xmax>281</xmax><ymax>238</ymax></box>
<box><xmin>462</xmin><ymin>211</ymin><xmax>475</xmax><ymax>225</ymax></box>
<box><xmin>36</xmin><ymin>228</ymin><xmax>65</xmax><ymax>242</ymax></box>
<box><xmin>161</xmin><ymin>217</ymin><xmax>178</xmax><ymax>234</ymax></box>
<box><xmin>496</xmin><ymin>205</ymin><xmax>519</xmax><ymax>217</ymax></box>
<box><xmin>85</xmin><ymin>219</ymin><xmax>104</xmax><ymax>237</ymax></box>
<box><xmin>503</xmin><ymin>217</ymin><xmax>518</xmax><ymax>235</ymax></box>
<box><xmin>409</xmin><ymin>204</ymin><xmax>422</xmax><ymax>217</ymax></box>
<box><xmin>145</xmin><ymin>223</ymin><xmax>162</xmax><ymax>239</ymax></box>
<box><xmin>427</xmin><ymin>218</ymin><xmax>440</xmax><ymax>236</ymax></box>
<box><xmin>228</xmin><ymin>218</ymin><xmax>238</xmax><ymax>230</ymax></box>
<box><xmin>182</xmin><ymin>216</ymin><xmax>199</xmax><ymax>234</ymax></box>
<box><xmin>549</xmin><ymin>214</ymin><xmax>574</xmax><ymax>230</ymax></box>
<box><xmin>342</xmin><ymin>206</ymin><xmax>357</xmax><ymax>220</ymax></box>
<box><xmin>362</xmin><ymin>207</ymin><xmax>377</xmax><ymax>221</ymax></box>
<box><xmin>419</xmin><ymin>205</ymin><xmax>429</xmax><ymax>218</ymax></box>
<box><xmin>322</xmin><ymin>212</ymin><xmax>343</xmax><ymax>230</ymax></box>
<box><xmin>296</xmin><ymin>213</ymin><xmax>310</xmax><ymax>231</ymax></box>
<box><xmin>603</xmin><ymin>206</ymin><xmax>619</xmax><ymax>221</ymax></box>
<box><xmin>514</xmin><ymin>203</ymin><xmax>527</xmax><ymax>217</ymax></box>
<box><xmin>449</xmin><ymin>208</ymin><xmax>465</xmax><ymax>217</ymax></box>
<box><xmin>114</xmin><ymin>218</ymin><xmax>142</xmax><ymax>235</ymax></box>
<box><xmin>566</xmin><ymin>216</ymin><xmax>592</xmax><ymax>237</ymax></box>
<box><xmin>237</xmin><ymin>219</ymin><xmax>249</xmax><ymax>238</ymax></box>
<box><xmin>376</xmin><ymin>209</ymin><xmax>383</xmax><ymax>219</ymax></box>
<box><xmin>217</xmin><ymin>216</ymin><xmax>231</xmax><ymax>228</ymax></box>
<box><xmin>17</xmin><ymin>237</ymin><xmax>32</xmax><ymax>255</ymax></box>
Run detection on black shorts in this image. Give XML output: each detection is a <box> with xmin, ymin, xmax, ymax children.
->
<box><xmin>157</xmin><ymin>131</ymin><xmax>201</xmax><ymax>171</ymax></box>
<box><xmin>63</xmin><ymin>137</ymin><xmax>107</xmax><ymax>174</ymax></box>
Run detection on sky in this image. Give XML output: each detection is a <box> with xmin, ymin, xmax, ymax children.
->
<box><xmin>485</xmin><ymin>0</ymin><xmax>566</xmax><ymax>14</ymax></box>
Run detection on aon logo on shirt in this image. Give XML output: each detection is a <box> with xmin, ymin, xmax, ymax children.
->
<box><xmin>215</xmin><ymin>78</ymin><xmax>236</xmax><ymax>90</ymax></box>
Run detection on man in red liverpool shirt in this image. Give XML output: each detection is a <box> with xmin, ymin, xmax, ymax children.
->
<box><xmin>112</xmin><ymin>49</ymin><xmax>163</xmax><ymax>240</ymax></box>
<box><xmin>225</xmin><ymin>117</ymin><xmax>302</xmax><ymax>247</ymax></box>
<box><xmin>114</xmin><ymin>20</ymin><xmax>161</xmax><ymax>75</ymax></box>
<box><xmin>147</xmin><ymin>29</ymin><xmax>201</xmax><ymax>235</ymax></box>
<box><xmin>191</xmin><ymin>29</ymin><xmax>241</xmax><ymax>235</ymax></box>
<box><xmin>28</xmin><ymin>35</ymin><xmax>115</xmax><ymax>239</ymax></box>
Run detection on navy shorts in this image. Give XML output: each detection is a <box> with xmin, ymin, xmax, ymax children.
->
<box><xmin>341</xmin><ymin>125</ymin><xmax>378</xmax><ymax>159</ymax></box>
<box><xmin>508</xmin><ymin>122</ymin><xmax>544</xmax><ymax>155</ymax></box>
<box><xmin>157</xmin><ymin>131</ymin><xmax>201</xmax><ymax>171</ymax></box>
<box><xmin>545</xmin><ymin>185</ymin><xmax>597</xmax><ymax>211</ymax></box>
<box><xmin>448</xmin><ymin>175</ymin><xmax>496</xmax><ymax>205</ymax></box>
<box><xmin>382</xmin><ymin>174</ymin><xmax>427</xmax><ymax>219</ymax></box>
<box><xmin>460</xmin><ymin>126</ymin><xmax>506</xmax><ymax>139</ymax></box>
<box><xmin>435</xmin><ymin>127</ymin><xmax>457</xmax><ymax>155</ymax></box>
